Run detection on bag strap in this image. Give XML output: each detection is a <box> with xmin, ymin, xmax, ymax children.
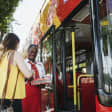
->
<box><xmin>2</xmin><ymin>51</ymin><xmax>19</xmax><ymax>100</ymax></box>
<box><xmin>12</xmin><ymin>70</ymin><xmax>19</xmax><ymax>99</ymax></box>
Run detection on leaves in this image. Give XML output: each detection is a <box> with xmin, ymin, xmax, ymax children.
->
<box><xmin>0</xmin><ymin>0</ymin><xmax>22</xmax><ymax>34</ymax></box>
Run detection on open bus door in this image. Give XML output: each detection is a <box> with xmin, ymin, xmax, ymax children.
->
<box><xmin>53</xmin><ymin>24</ymin><xmax>96</xmax><ymax>112</ymax></box>
<box><xmin>90</xmin><ymin>0</ymin><xmax>112</xmax><ymax>111</ymax></box>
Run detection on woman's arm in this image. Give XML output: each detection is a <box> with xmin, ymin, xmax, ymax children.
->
<box><xmin>14</xmin><ymin>51</ymin><xmax>33</xmax><ymax>79</ymax></box>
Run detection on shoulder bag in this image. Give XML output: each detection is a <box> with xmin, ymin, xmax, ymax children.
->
<box><xmin>0</xmin><ymin>51</ymin><xmax>19</xmax><ymax>112</ymax></box>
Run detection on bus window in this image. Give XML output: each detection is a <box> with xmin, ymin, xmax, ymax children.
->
<box><xmin>41</xmin><ymin>35</ymin><xmax>54</xmax><ymax>111</ymax></box>
<box><xmin>55</xmin><ymin>31</ymin><xmax>65</xmax><ymax>109</ymax></box>
<box><xmin>42</xmin><ymin>36</ymin><xmax>52</xmax><ymax>76</ymax></box>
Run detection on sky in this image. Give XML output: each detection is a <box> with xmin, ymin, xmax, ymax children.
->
<box><xmin>12</xmin><ymin>0</ymin><xmax>43</xmax><ymax>51</ymax></box>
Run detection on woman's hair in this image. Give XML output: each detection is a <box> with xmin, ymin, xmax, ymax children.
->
<box><xmin>28</xmin><ymin>44</ymin><xmax>38</xmax><ymax>52</ymax></box>
<box><xmin>3</xmin><ymin>33</ymin><xmax>20</xmax><ymax>50</ymax></box>
<box><xmin>0</xmin><ymin>33</ymin><xmax>20</xmax><ymax>61</ymax></box>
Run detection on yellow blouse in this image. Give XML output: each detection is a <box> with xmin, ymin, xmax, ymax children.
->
<box><xmin>0</xmin><ymin>53</ymin><xmax>25</xmax><ymax>99</ymax></box>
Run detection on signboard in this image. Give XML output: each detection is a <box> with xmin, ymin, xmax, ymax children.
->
<box><xmin>32</xmin><ymin>0</ymin><xmax>82</xmax><ymax>45</ymax></box>
<box><xmin>40</xmin><ymin>0</ymin><xmax>81</xmax><ymax>33</ymax></box>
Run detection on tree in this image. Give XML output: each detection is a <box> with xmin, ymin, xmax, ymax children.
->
<box><xmin>0</xmin><ymin>0</ymin><xmax>22</xmax><ymax>37</ymax></box>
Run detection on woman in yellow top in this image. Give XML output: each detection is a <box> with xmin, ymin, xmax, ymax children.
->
<box><xmin>0</xmin><ymin>33</ymin><xmax>33</xmax><ymax>112</ymax></box>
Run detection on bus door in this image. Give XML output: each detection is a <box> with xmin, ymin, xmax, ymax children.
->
<box><xmin>54</xmin><ymin>22</ymin><xmax>96</xmax><ymax>112</ymax></box>
<box><xmin>40</xmin><ymin>26</ymin><xmax>55</xmax><ymax>112</ymax></box>
<box><xmin>90</xmin><ymin>0</ymin><xmax>112</xmax><ymax>111</ymax></box>
<box><xmin>65</xmin><ymin>28</ymin><xmax>95</xmax><ymax>112</ymax></box>
<box><xmin>54</xmin><ymin>28</ymin><xmax>74</xmax><ymax>112</ymax></box>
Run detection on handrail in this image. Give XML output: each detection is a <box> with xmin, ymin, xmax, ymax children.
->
<box><xmin>77</xmin><ymin>74</ymin><xmax>94</xmax><ymax>111</ymax></box>
<box><xmin>72</xmin><ymin>31</ymin><xmax>77</xmax><ymax>111</ymax></box>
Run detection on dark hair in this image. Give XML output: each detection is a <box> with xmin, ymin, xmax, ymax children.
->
<box><xmin>3</xmin><ymin>33</ymin><xmax>20</xmax><ymax>50</ymax></box>
<box><xmin>0</xmin><ymin>33</ymin><xmax>20</xmax><ymax>62</ymax></box>
<box><xmin>28</xmin><ymin>44</ymin><xmax>38</xmax><ymax>51</ymax></box>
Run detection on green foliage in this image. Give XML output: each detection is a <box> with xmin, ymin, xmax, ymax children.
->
<box><xmin>0</xmin><ymin>0</ymin><xmax>22</xmax><ymax>34</ymax></box>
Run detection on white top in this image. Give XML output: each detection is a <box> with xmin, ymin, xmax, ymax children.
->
<box><xmin>25</xmin><ymin>59</ymin><xmax>46</xmax><ymax>78</ymax></box>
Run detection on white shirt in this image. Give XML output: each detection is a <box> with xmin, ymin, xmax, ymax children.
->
<box><xmin>25</xmin><ymin>59</ymin><xmax>46</xmax><ymax>78</ymax></box>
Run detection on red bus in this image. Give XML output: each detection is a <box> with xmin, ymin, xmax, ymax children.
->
<box><xmin>33</xmin><ymin>0</ymin><xmax>112</xmax><ymax>111</ymax></box>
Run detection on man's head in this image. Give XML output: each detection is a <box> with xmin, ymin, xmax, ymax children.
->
<box><xmin>28</xmin><ymin>44</ymin><xmax>38</xmax><ymax>62</ymax></box>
